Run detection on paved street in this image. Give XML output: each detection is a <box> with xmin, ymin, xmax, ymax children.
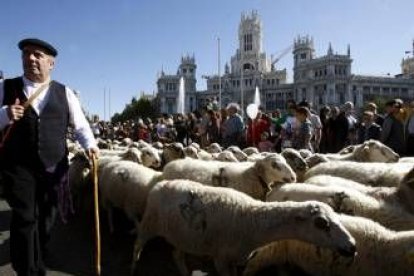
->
<box><xmin>0</xmin><ymin>198</ymin><xmax>177</xmax><ymax>276</ymax></box>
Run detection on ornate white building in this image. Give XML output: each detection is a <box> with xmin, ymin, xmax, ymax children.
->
<box><xmin>156</xmin><ymin>55</ymin><xmax>197</xmax><ymax>114</ymax></box>
<box><xmin>156</xmin><ymin>11</ymin><xmax>414</xmax><ymax>114</ymax></box>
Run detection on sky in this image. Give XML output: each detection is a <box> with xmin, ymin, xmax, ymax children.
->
<box><xmin>1</xmin><ymin>0</ymin><xmax>414</xmax><ymax>120</ymax></box>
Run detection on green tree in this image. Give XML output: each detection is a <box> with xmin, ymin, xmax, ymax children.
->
<box><xmin>111</xmin><ymin>97</ymin><xmax>157</xmax><ymax>123</ymax></box>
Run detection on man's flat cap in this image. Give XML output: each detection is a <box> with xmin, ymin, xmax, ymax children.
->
<box><xmin>18</xmin><ymin>38</ymin><xmax>58</xmax><ymax>57</ymax></box>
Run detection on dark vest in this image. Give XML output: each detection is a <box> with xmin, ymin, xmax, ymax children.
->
<box><xmin>2</xmin><ymin>77</ymin><xmax>69</xmax><ymax>169</ymax></box>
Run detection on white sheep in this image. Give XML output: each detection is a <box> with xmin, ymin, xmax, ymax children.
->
<box><xmin>226</xmin><ymin>146</ymin><xmax>248</xmax><ymax>161</ymax></box>
<box><xmin>244</xmin><ymin>214</ymin><xmax>414</xmax><ymax>276</ymax></box>
<box><xmin>281</xmin><ymin>148</ymin><xmax>309</xmax><ymax>182</ymax></box>
<box><xmin>323</xmin><ymin>140</ymin><xmax>399</xmax><ymax>163</ymax></box>
<box><xmin>120</xmin><ymin>137</ymin><xmax>133</xmax><ymax>147</ymax></box>
<box><xmin>242</xmin><ymin>147</ymin><xmax>260</xmax><ymax>156</ymax></box>
<box><xmin>68</xmin><ymin>150</ymin><xmax>92</xmax><ymax>208</ymax></box>
<box><xmin>99</xmin><ymin>148</ymin><xmax>129</xmax><ymax>157</ymax></box>
<box><xmin>136</xmin><ymin>146</ymin><xmax>162</xmax><ymax>169</ymax></box>
<box><xmin>183</xmin><ymin>146</ymin><xmax>199</xmax><ymax>159</ymax></box>
<box><xmin>163</xmin><ymin>155</ymin><xmax>296</xmax><ymax>200</ymax></box>
<box><xmin>96</xmin><ymin>137</ymin><xmax>114</xmax><ymax>149</ymax></box>
<box><xmin>134</xmin><ymin>179</ymin><xmax>356</xmax><ymax>276</ymax></box>
<box><xmin>99</xmin><ymin>160</ymin><xmax>163</xmax><ymax>232</ymax></box>
<box><xmin>399</xmin><ymin>157</ymin><xmax>414</xmax><ymax>163</ymax></box>
<box><xmin>304</xmin><ymin>161</ymin><xmax>414</xmax><ymax>187</ymax></box>
<box><xmin>152</xmin><ymin>141</ymin><xmax>164</xmax><ymax>149</ymax></box>
<box><xmin>298</xmin><ymin>149</ymin><xmax>313</xmax><ymax>159</ymax></box>
<box><xmin>161</xmin><ymin>142</ymin><xmax>185</xmax><ymax>165</ymax></box>
<box><xmin>307</xmin><ymin>168</ymin><xmax>414</xmax><ymax>214</ymax></box>
<box><xmin>130</xmin><ymin>140</ymin><xmax>151</xmax><ymax>149</ymax></box>
<box><xmin>246</xmin><ymin>152</ymin><xmax>279</xmax><ymax>162</ymax></box>
<box><xmin>305</xmin><ymin>175</ymin><xmax>378</xmax><ymax>194</ymax></box>
<box><xmin>196</xmin><ymin>150</ymin><xmax>214</xmax><ymax>161</ymax></box>
<box><xmin>305</xmin><ymin>153</ymin><xmax>329</xmax><ymax>168</ymax></box>
<box><xmin>246</xmin><ymin>153</ymin><xmax>267</xmax><ymax>162</ymax></box>
<box><xmin>267</xmin><ymin>183</ymin><xmax>414</xmax><ymax>231</ymax></box>
<box><xmin>214</xmin><ymin>151</ymin><xmax>239</xmax><ymax>162</ymax></box>
<box><xmin>99</xmin><ymin>147</ymin><xmax>161</xmax><ymax>170</ymax></box>
<box><xmin>189</xmin><ymin>142</ymin><xmax>201</xmax><ymax>151</ymax></box>
<box><xmin>205</xmin><ymin>143</ymin><xmax>222</xmax><ymax>154</ymax></box>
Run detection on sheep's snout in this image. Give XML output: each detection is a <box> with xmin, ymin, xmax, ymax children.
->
<box><xmin>282</xmin><ymin>177</ymin><xmax>295</xmax><ymax>183</ymax></box>
<box><xmin>391</xmin><ymin>153</ymin><xmax>400</xmax><ymax>162</ymax></box>
<box><xmin>152</xmin><ymin>159</ymin><xmax>162</xmax><ymax>168</ymax></box>
<box><xmin>337</xmin><ymin>244</ymin><xmax>357</xmax><ymax>258</ymax></box>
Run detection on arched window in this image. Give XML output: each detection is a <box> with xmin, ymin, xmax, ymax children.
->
<box><xmin>243</xmin><ymin>63</ymin><xmax>255</xmax><ymax>71</ymax></box>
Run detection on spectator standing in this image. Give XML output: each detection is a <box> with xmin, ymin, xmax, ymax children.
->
<box><xmin>187</xmin><ymin>112</ymin><xmax>200</xmax><ymax>145</ymax></box>
<box><xmin>326</xmin><ymin>106</ymin><xmax>340</xmax><ymax>152</ymax></box>
<box><xmin>357</xmin><ymin>111</ymin><xmax>382</xmax><ymax>143</ymax></box>
<box><xmin>298</xmin><ymin>101</ymin><xmax>322</xmax><ymax>152</ymax></box>
<box><xmin>219</xmin><ymin>107</ymin><xmax>229</xmax><ymax>144</ymax></box>
<box><xmin>293</xmin><ymin>106</ymin><xmax>313</xmax><ymax>152</ymax></box>
<box><xmin>247</xmin><ymin>109</ymin><xmax>270</xmax><ymax>147</ymax></box>
<box><xmin>221</xmin><ymin>103</ymin><xmax>244</xmax><ymax>148</ymax></box>
<box><xmin>319</xmin><ymin>105</ymin><xmax>331</xmax><ymax>153</ymax></box>
<box><xmin>137</xmin><ymin>121</ymin><xmax>150</xmax><ymax>143</ymax></box>
<box><xmin>333</xmin><ymin>102</ymin><xmax>357</xmax><ymax>152</ymax></box>
<box><xmin>406</xmin><ymin>101</ymin><xmax>414</xmax><ymax>156</ymax></box>
<box><xmin>174</xmin><ymin>114</ymin><xmax>187</xmax><ymax>145</ymax></box>
<box><xmin>381</xmin><ymin>99</ymin><xmax>406</xmax><ymax>155</ymax></box>
<box><xmin>90</xmin><ymin>115</ymin><xmax>101</xmax><ymax>138</ymax></box>
<box><xmin>258</xmin><ymin>131</ymin><xmax>274</xmax><ymax>152</ymax></box>
<box><xmin>206</xmin><ymin>109</ymin><xmax>220</xmax><ymax>144</ymax></box>
<box><xmin>155</xmin><ymin>117</ymin><xmax>167</xmax><ymax>142</ymax></box>
<box><xmin>366</xmin><ymin>102</ymin><xmax>384</xmax><ymax>127</ymax></box>
<box><xmin>278</xmin><ymin>101</ymin><xmax>297</xmax><ymax>150</ymax></box>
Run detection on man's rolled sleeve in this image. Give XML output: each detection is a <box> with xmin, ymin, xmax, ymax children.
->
<box><xmin>66</xmin><ymin>87</ymin><xmax>97</xmax><ymax>150</ymax></box>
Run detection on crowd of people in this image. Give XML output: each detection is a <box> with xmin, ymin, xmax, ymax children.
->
<box><xmin>92</xmin><ymin>97</ymin><xmax>414</xmax><ymax>157</ymax></box>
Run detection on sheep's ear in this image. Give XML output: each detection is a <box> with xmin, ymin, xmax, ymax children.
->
<box><xmin>401</xmin><ymin>166</ymin><xmax>414</xmax><ymax>189</ymax></box>
<box><xmin>309</xmin><ymin>204</ymin><xmax>321</xmax><ymax>215</ymax></box>
<box><xmin>255</xmin><ymin>161</ymin><xmax>265</xmax><ymax>175</ymax></box>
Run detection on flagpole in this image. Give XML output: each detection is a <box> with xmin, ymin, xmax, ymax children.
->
<box><xmin>108</xmin><ymin>88</ymin><xmax>111</xmax><ymax>121</ymax></box>
<box><xmin>103</xmin><ymin>87</ymin><xmax>106</xmax><ymax>121</ymax></box>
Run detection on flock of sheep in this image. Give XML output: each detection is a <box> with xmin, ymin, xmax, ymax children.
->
<box><xmin>68</xmin><ymin>137</ymin><xmax>414</xmax><ymax>276</ymax></box>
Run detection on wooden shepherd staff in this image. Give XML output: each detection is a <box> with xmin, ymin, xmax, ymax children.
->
<box><xmin>92</xmin><ymin>154</ymin><xmax>101</xmax><ymax>275</ymax></box>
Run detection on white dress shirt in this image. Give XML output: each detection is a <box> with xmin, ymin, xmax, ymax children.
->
<box><xmin>0</xmin><ymin>76</ymin><xmax>97</xmax><ymax>151</ymax></box>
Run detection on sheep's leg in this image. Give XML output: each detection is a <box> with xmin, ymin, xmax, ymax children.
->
<box><xmin>214</xmin><ymin>258</ymin><xmax>236</xmax><ymax>276</ymax></box>
<box><xmin>131</xmin><ymin>235</ymin><xmax>149</xmax><ymax>275</ymax></box>
<box><xmin>129</xmin><ymin>221</ymin><xmax>140</xmax><ymax>236</ymax></box>
<box><xmin>172</xmin><ymin>249</ymin><xmax>190</xmax><ymax>276</ymax></box>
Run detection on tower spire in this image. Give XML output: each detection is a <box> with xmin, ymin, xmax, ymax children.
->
<box><xmin>328</xmin><ymin>42</ymin><xmax>333</xmax><ymax>56</ymax></box>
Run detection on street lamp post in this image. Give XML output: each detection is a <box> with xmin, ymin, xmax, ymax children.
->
<box><xmin>241</xmin><ymin>67</ymin><xmax>244</xmax><ymax>116</ymax></box>
<box><xmin>218</xmin><ymin>37</ymin><xmax>222</xmax><ymax>109</ymax></box>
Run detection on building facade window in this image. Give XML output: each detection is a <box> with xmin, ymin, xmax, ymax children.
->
<box><xmin>244</xmin><ymin>33</ymin><xmax>253</xmax><ymax>51</ymax></box>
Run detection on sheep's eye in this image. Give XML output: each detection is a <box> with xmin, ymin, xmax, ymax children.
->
<box><xmin>272</xmin><ymin>161</ymin><xmax>282</xmax><ymax>170</ymax></box>
<box><xmin>314</xmin><ymin>216</ymin><xmax>330</xmax><ymax>231</ymax></box>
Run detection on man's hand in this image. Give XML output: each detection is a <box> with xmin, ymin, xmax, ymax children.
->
<box><xmin>88</xmin><ymin>147</ymin><xmax>100</xmax><ymax>160</ymax></box>
<box><xmin>7</xmin><ymin>98</ymin><xmax>24</xmax><ymax>122</ymax></box>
